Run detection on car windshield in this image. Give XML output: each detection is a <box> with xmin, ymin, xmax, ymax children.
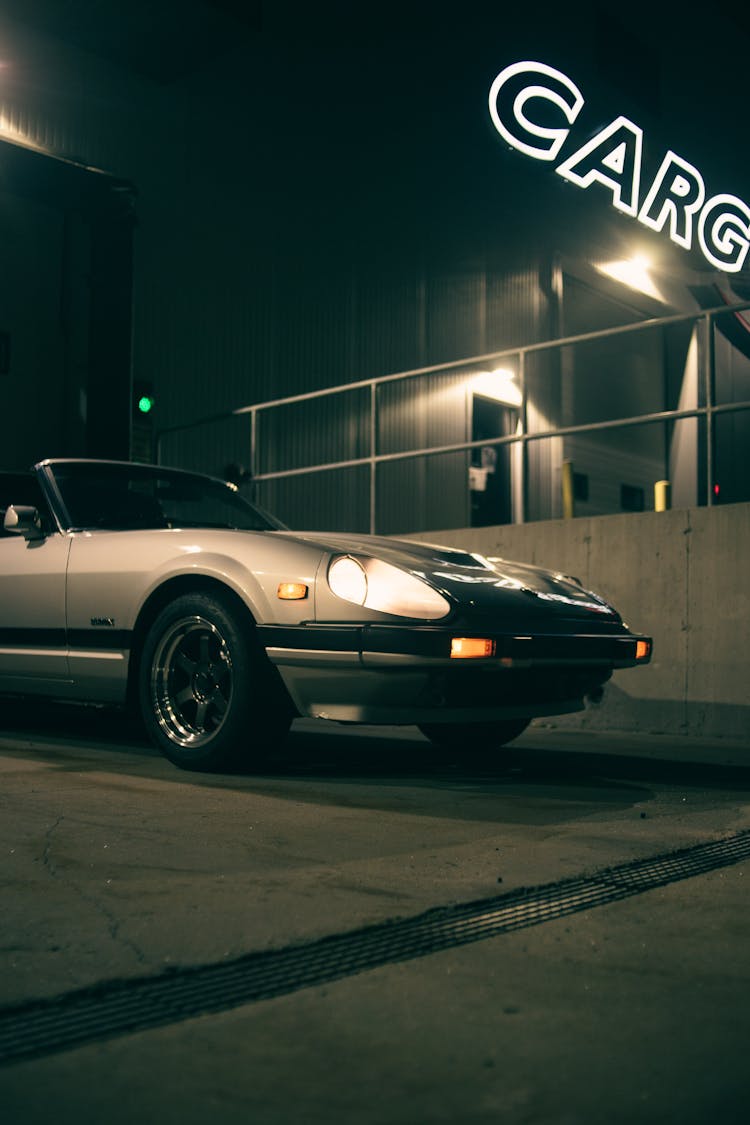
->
<box><xmin>48</xmin><ymin>462</ymin><xmax>285</xmax><ymax>533</ymax></box>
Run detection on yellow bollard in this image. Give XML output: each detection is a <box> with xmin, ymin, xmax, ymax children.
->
<box><xmin>654</xmin><ymin>480</ymin><xmax>671</xmax><ymax>511</ymax></box>
<box><xmin>562</xmin><ymin>460</ymin><xmax>575</xmax><ymax>519</ymax></box>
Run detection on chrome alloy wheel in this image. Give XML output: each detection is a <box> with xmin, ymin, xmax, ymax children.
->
<box><xmin>150</xmin><ymin>615</ymin><xmax>233</xmax><ymax>748</ymax></box>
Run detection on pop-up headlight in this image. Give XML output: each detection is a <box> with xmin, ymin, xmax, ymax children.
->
<box><xmin>328</xmin><ymin>555</ymin><xmax>450</xmax><ymax>620</ymax></box>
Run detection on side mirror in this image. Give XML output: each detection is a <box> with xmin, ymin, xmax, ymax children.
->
<box><xmin>3</xmin><ymin>504</ymin><xmax>45</xmax><ymax>540</ymax></box>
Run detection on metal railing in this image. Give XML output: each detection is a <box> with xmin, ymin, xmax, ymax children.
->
<box><xmin>156</xmin><ymin>300</ymin><xmax>750</xmax><ymax>533</ymax></box>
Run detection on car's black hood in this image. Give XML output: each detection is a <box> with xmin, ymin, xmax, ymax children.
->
<box><xmin>280</xmin><ymin>531</ymin><xmax>623</xmax><ymax>628</ymax></box>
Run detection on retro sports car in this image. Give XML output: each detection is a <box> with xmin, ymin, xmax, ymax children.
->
<box><xmin>0</xmin><ymin>459</ymin><xmax>652</xmax><ymax>771</ymax></box>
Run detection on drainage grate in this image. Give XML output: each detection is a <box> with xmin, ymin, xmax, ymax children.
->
<box><xmin>1</xmin><ymin>830</ymin><xmax>749</xmax><ymax>1066</ymax></box>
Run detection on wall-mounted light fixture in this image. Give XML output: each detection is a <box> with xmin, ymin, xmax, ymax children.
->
<box><xmin>596</xmin><ymin>253</ymin><xmax>665</xmax><ymax>302</ymax></box>
<box><xmin>471</xmin><ymin>367</ymin><xmax>522</xmax><ymax>407</ymax></box>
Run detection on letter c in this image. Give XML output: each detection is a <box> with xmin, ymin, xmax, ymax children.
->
<box><xmin>488</xmin><ymin>61</ymin><xmax>584</xmax><ymax>163</ymax></box>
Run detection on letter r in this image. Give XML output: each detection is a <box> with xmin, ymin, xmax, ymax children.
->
<box><xmin>638</xmin><ymin>152</ymin><xmax>705</xmax><ymax>249</ymax></box>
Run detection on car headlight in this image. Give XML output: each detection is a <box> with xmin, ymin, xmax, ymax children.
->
<box><xmin>328</xmin><ymin>555</ymin><xmax>450</xmax><ymax>620</ymax></box>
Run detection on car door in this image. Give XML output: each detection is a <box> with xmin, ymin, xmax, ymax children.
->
<box><xmin>0</xmin><ymin>472</ymin><xmax>71</xmax><ymax>686</ymax></box>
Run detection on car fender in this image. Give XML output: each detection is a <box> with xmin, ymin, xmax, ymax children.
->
<box><xmin>65</xmin><ymin>530</ymin><xmax>325</xmax><ymax>638</ymax></box>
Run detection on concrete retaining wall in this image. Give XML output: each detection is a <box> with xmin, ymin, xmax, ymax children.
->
<box><xmin>408</xmin><ymin>503</ymin><xmax>750</xmax><ymax>742</ymax></box>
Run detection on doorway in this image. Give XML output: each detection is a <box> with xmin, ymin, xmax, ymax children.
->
<box><xmin>470</xmin><ymin>393</ymin><xmax>519</xmax><ymax>526</ymax></box>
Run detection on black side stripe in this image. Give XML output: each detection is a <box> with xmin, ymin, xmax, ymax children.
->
<box><xmin>0</xmin><ymin>628</ymin><xmax>66</xmax><ymax>647</ymax></box>
<box><xmin>0</xmin><ymin>628</ymin><xmax>131</xmax><ymax>651</ymax></box>
<box><xmin>67</xmin><ymin>629</ymin><xmax>132</xmax><ymax>651</ymax></box>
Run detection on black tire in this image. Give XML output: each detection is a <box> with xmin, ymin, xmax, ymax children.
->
<box><xmin>138</xmin><ymin>591</ymin><xmax>291</xmax><ymax>771</ymax></box>
<box><xmin>417</xmin><ymin>717</ymin><xmax>531</xmax><ymax>750</ymax></box>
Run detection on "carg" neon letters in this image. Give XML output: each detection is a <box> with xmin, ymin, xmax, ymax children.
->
<box><xmin>488</xmin><ymin>60</ymin><xmax>750</xmax><ymax>274</ymax></box>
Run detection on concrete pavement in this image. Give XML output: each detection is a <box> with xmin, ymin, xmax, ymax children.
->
<box><xmin>1</xmin><ymin>710</ymin><xmax>749</xmax><ymax>1123</ymax></box>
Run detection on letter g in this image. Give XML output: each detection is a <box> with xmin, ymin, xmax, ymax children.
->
<box><xmin>698</xmin><ymin>194</ymin><xmax>750</xmax><ymax>273</ymax></box>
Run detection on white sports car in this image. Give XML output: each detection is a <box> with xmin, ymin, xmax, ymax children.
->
<box><xmin>0</xmin><ymin>459</ymin><xmax>652</xmax><ymax>771</ymax></box>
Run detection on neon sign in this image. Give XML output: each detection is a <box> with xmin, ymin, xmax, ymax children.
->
<box><xmin>488</xmin><ymin>61</ymin><xmax>750</xmax><ymax>273</ymax></box>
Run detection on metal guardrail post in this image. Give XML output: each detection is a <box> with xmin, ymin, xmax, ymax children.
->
<box><xmin>249</xmin><ymin>409</ymin><xmax>258</xmax><ymax>491</ymax></box>
<box><xmin>518</xmin><ymin>350</ymin><xmax>527</xmax><ymax>524</ymax></box>
<box><xmin>704</xmin><ymin>312</ymin><xmax>716</xmax><ymax>506</ymax></box>
<box><xmin>369</xmin><ymin>382</ymin><xmax>377</xmax><ymax>535</ymax></box>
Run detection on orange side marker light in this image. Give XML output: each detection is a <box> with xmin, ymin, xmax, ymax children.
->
<box><xmin>277</xmin><ymin>582</ymin><xmax>308</xmax><ymax>601</ymax></box>
<box><xmin>450</xmin><ymin>637</ymin><xmax>495</xmax><ymax>659</ymax></box>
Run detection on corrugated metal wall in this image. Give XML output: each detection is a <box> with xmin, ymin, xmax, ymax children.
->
<box><xmin>257</xmin><ymin>388</ymin><xmax>370</xmax><ymax>475</ymax></box>
<box><xmin>376</xmin><ymin>372</ymin><xmax>470</xmax><ymax>534</ymax></box>
<box><xmin>257</xmin><ymin>468</ymin><xmax>371</xmax><ymax>534</ymax></box>
<box><xmin>254</xmin><ymin>389</ymin><xmax>371</xmax><ymax>529</ymax></box>
<box><xmin>158</xmin><ymin>413</ymin><xmax>252</xmax><ymax>480</ymax></box>
<box><xmin>0</xmin><ymin>21</ymin><xmax>557</xmax><ymax>531</ymax></box>
<box><xmin>157</xmin><ymin>256</ymin><xmax>551</xmax><ymax>532</ymax></box>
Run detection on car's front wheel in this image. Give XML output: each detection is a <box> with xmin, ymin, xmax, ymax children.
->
<box><xmin>139</xmin><ymin>591</ymin><xmax>291</xmax><ymax>771</ymax></box>
<box><xmin>417</xmin><ymin>717</ymin><xmax>531</xmax><ymax>750</ymax></box>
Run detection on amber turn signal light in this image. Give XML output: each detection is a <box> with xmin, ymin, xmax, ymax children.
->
<box><xmin>450</xmin><ymin>637</ymin><xmax>495</xmax><ymax>659</ymax></box>
<box><xmin>635</xmin><ymin>640</ymin><xmax>651</xmax><ymax>660</ymax></box>
<box><xmin>277</xmin><ymin>582</ymin><xmax>308</xmax><ymax>600</ymax></box>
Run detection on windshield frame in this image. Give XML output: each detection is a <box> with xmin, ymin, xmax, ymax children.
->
<box><xmin>38</xmin><ymin>459</ymin><xmax>287</xmax><ymax>534</ymax></box>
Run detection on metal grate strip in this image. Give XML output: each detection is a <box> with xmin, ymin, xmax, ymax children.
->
<box><xmin>1</xmin><ymin>830</ymin><xmax>748</xmax><ymax>1066</ymax></box>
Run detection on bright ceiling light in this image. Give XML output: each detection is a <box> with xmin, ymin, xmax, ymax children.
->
<box><xmin>597</xmin><ymin>254</ymin><xmax>664</xmax><ymax>301</ymax></box>
<box><xmin>0</xmin><ymin>114</ymin><xmax>46</xmax><ymax>152</ymax></box>
<box><xmin>471</xmin><ymin>368</ymin><xmax>522</xmax><ymax>407</ymax></box>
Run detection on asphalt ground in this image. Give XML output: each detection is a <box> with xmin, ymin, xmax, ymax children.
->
<box><xmin>1</xmin><ymin>703</ymin><xmax>749</xmax><ymax>1124</ymax></box>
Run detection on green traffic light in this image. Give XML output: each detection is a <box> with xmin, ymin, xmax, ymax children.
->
<box><xmin>137</xmin><ymin>395</ymin><xmax>154</xmax><ymax>415</ymax></box>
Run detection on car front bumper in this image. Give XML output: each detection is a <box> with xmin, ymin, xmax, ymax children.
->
<box><xmin>258</xmin><ymin>623</ymin><xmax>652</xmax><ymax>724</ymax></box>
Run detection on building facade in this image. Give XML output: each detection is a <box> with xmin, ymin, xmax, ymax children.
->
<box><xmin>1</xmin><ymin>2</ymin><xmax>749</xmax><ymax>535</ymax></box>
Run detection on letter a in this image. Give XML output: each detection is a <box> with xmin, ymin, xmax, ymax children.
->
<box><xmin>556</xmin><ymin>116</ymin><xmax>643</xmax><ymax>215</ymax></box>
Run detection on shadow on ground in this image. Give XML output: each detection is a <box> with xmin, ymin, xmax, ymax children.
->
<box><xmin>1</xmin><ymin>700</ymin><xmax>750</xmax><ymax>797</ymax></box>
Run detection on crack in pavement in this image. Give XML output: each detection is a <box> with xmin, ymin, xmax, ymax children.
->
<box><xmin>35</xmin><ymin>814</ymin><xmax>146</xmax><ymax>969</ymax></box>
